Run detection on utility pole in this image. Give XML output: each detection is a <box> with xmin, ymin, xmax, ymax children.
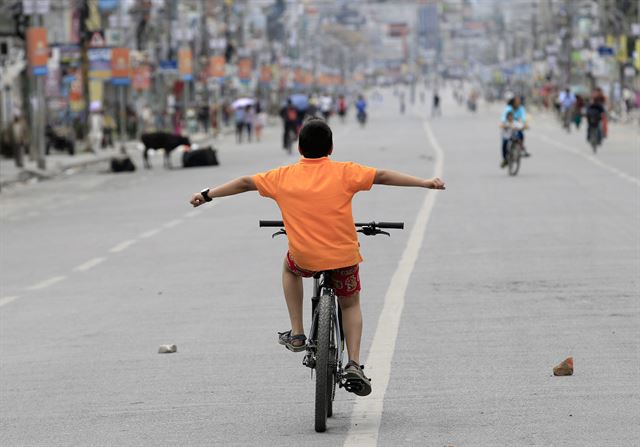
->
<box><xmin>28</xmin><ymin>14</ymin><xmax>46</xmax><ymax>171</ymax></box>
<box><xmin>118</xmin><ymin>0</ymin><xmax>126</xmax><ymax>153</ymax></box>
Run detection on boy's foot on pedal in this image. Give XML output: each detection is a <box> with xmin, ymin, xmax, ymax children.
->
<box><xmin>343</xmin><ymin>360</ymin><xmax>372</xmax><ymax>396</ymax></box>
<box><xmin>277</xmin><ymin>330</ymin><xmax>306</xmax><ymax>352</ymax></box>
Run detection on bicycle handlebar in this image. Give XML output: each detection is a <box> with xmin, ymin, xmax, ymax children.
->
<box><xmin>259</xmin><ymin>220</ymin><xmax>404</xmax><ymax>229</ymax></box>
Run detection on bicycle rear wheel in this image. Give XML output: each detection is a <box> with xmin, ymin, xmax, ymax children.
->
<box><xmin>508</xmin><ymin>141</ymin><xmax>521</xmax><ymax>176</ymax></box>
<box><xmin>314</xmin><ymin>293</ymin><xmax>333</xmax><ymax>432</ymax></box>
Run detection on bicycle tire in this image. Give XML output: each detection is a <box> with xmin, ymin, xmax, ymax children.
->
<box><xmin>508</xmin><ymin>141</ymin><xmax>521</xmax><ymax>176</ymax></box>
<box><xmin>314</xmin><ymin>294</ymin><xmax>333</xmax><ymax>432</ymax></box>
<box><xmin>588</xmin><ymin>128</ymin><xmax>598</xmax><ymax>153</ymax></box>
<box><xmin>327</xmin><ymin>346</ymin><xmax>336</xmax><ymax>418</ymax></box>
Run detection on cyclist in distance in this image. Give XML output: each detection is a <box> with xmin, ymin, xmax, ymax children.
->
<box><xmin>337</xmin><ymin>95</ymin><xmax>347</xmax><ymax>122</ymax></box>
<box><xmin>500</xmin><ymin>92</ymin><xmax>529</xmax><ymax>159</ymax></box>
<box><xmin>355</xmin><ymin>95</ymin><xmax>367</xmax><ymax>125</ymax></box>
<box><xmin>585</xmin><ymin>87</ymin><xmax>607</xmax><ymax>147</ymax></box>
<box><xmin>499</xmin><ymin>110</ymin><xmax>516</xmax><ymax>168</ymax></box>
<box><xmin>189</xmin><ymin>117</ymin><xmax>445</xmax><ymax>396</ymax></box>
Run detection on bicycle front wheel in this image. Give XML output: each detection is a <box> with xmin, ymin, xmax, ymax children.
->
<box><xmin>314</xmin><ymin>293</ymin><xmax>334</xmax><ymax>432</ymax></box>
<box><xmin>508</xmin><ymin>141</ymin><xmax>521</xmax><ymax>176</ymax></box>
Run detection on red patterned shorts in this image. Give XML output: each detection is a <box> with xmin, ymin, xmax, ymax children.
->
<box><xmin>285</xmin><ymin>252</ymin><xmax>361</xmax><ymax>297</ymax></box>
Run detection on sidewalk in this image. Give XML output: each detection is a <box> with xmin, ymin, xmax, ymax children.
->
<box><xmin>0</xmin><ymin>143</ymin><xmax>134</xmax><ymax>190</ymax></box>
<box><xmin>0</xmin><ymin>128</ymin><xmax>238</xmax><ymax>190</ymax></box>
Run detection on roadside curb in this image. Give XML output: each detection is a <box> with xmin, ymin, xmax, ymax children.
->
<box><xmin>0</xmin><ymin>151</ymin><xmax>129</xmax><ymax>190</ymax></box>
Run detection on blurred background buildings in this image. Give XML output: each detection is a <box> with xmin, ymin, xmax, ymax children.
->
<box><xmin>1</xmin><ymin>0</ymin><xmax>638</xmax><ymax>167</ymax></box>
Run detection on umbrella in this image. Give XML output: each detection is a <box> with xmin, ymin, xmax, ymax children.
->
<box><xmin>232</xmin><ymin>98</ymin><xmax>255</xmax><ymax>109</ymax></box>
<box><xmin>289</xmin><ymin>94</ymin><xmax>309</xmax><ymax>110</ymax></box>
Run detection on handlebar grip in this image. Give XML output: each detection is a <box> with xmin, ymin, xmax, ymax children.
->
<box><xmin>259</xmin><ymin>220</ymin><xmax>284</xmax><ymax>227</ymax></box>
<box><xmin>376</xmin><ymin>222</ymin><xmax>404</xmax><ymax>229</ymax></box>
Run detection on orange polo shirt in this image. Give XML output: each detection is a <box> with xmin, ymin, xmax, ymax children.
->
<box><xmin>253</xmin><ymin>157</ymin><xmax>376</xmax><ymax>271</ymax></box>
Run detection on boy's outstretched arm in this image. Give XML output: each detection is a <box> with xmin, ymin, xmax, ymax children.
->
<box><xmin>374</xmin><ymin>169</ymin><xmax>445</xmax><ymax>190</ymax></box>
<box><xmin>190</xmin><ymin>176</ymin><xmax>257</xmax><ymax>207</ymax></box>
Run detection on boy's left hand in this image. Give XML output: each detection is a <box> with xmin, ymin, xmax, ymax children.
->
<box><xmin>425</xmin><ymin>177</ymin><xmax>446</xmax><ymax>190</ymax></box>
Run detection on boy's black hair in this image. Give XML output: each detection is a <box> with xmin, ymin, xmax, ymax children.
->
<box><xmin>298</xmin><ymin>117</ymin><xmax>332</xmax><ymax>158</ymax></box>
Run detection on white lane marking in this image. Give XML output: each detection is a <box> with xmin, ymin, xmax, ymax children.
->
<box><xmin>139</xmin><ymin>228</ymin><xmax>162</xmax><ymax>239</ymax></box>
<box><xmin>0</xmin><ymin>296</ymin><xmax>19</xmax><ymax>307</ymax></box>
<box><xmin>73</xmin><ymin>257</ymin><xmax>106</xmax><ymax>272</ymax></box>
<box><xmin>184</xmin><ymin>210</ymin><xmax>200</xmax><ymax>218</ymax></box>
<box><xmin>344</xmin><ymin>120</ymin><xmax>445</xmax><ymax>446</ymax></box>
<box><xmin>26</xmin><ymin>276</ymin><xmax>67</xmax><ymax>291</ymax></box>
<box><xmin>163</xmin><ymin>219</ymin><xmax>182</xmax><ymax>228</ymax></box>
<box><xmin>535</xmin><ymin>133</ymin><xmax>640</xmax><ymax>187</ymax></box>
<box><xmin>109</xmin><ymin>240</ymin><xmax>136</xmax><ymax>253</ymax></box>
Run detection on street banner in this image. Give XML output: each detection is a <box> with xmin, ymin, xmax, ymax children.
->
<box><xmin>26</xmin><ymin>27</ymin><xmax>48</xmax><ymax>75</ymax></box>
<box><xmin>178</xmin><ymin>47</ymin><xmax>193</xmax><ymax>81</ymax></box>
<box><xmin>89</xmin><ymin>79</ymin><xmax>103</xmax><ymax>111</ymax></box>
<box><xmin>69</xmin><ymin>68</ymin><xmax>84</xmax><ymax>112</ymax></box>
<box><xmin>617</xmin><ymin>35</ymin><xmax>627</xmax><ymax>62</ymax></box>
<box><xmin>209</xmin><ymin>55</ymin><xmax>225</xmax><ymax>79</ymax></box>
<box><xmin>88</xmin><ymin>48</ymin><xmax>111</xmax><ymax>79</ymax></box>
<box><xmin>132</xmin><ymin>65</ymin><xmax>151</xmax><ymax>90</ymax></box>
<box><xmin>111</xmin><ymin>47</ymin><xmax>130</xmax><ymax>85</ymax></box>
<box><xmin>22</xmin><ymin>0</ymin><xmax>50</xmax><ymax>15</ymax></box>
<box><xmin>98</xmin><ymin>0</ymin><xmax>119</xmax><ymax>11</ymax></box>
<box><xmin>635</xmin><ymin>40</ymin><xmax>640</xmax><ymax>70</ymax></box>
<box><xmin>279</xmin><ymin>68</ymin><xmax>289</xmax><ymax>90</ymax></box>
<box><xmin>304</xmin><ymin>70</ymin><xmax>313</xmax><ymax>86</ymax></box>
<box><xmin>238</xmin><ymin>57</ymin><xmax>252</xmax><ymax>81</ymax></box>
<box><xmin>260</xmin><ymin>64</ymin><xmax>272</xmax><ymax>83</ymax></box>
<box><xmin>319</xmin><ymin>74</ymin><xmax>333</xmax><ymax>86</ymax></box>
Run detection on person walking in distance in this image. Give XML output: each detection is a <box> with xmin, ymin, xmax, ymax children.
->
<box><xmin>254</xmin><ymin>101</ymin><xmax>266</xmax><ymax>142</ymax></box>
<box><xmin>431</xmin><ymin>91</ymin><xmax>441</xmax><ymax>117</ymax></box>
<box><xmin>234</xmin><ymin>105</ymin><xmax>247</xmax><ymax>144</ymax></box>
<box><xmin>11</xmin><ymin>115</ymin><xmax>28</xmax><ymax>167</ymax></box>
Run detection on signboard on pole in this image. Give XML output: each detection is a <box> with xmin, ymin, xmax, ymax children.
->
<box><xmin>238</xmin><ymin>57</ymin><xmax>252</xmax><ymax>82</ymax></box>
<box><xmin>617</xmin><ymin>35</ymin><xmax>628</xmax><ymax>62</ymax></box>
<box><xmin>88</xmin><ymin>48</ymin><xmax>111</xmax><ymax>79</ymax></box>
<box><xmin>178</xmin><ymin>47</ymin><xmax>193</xmax><ymax>81</ymax></box>
<box><xmin>260</xmin><ymin>64</ymin><xmax>272</xmax><ymax>83</ymax></box>
<box><xmin>132</xmin><ymin>65</ymin><xmax>151</xmax><ymax>90</ymax></box>
<box><xmin>26</xmin><ymin>27</ymin><xmax>48</xmax><ymax>75</ymax></box>
<box><xmin>111</xmin><ymin>47</ymin><xmax>130</xmax><ymax>85</ymax></box>
<box><xmin>22</xmin><ymin>0</ymin><xmax>50</xmax><ymax>15</ymax></box>
<box><xmin>209</xmin><ymin>55</ymin><xmax>225</xmax><ymax>79</ymax></box>
<box><xmin>69</xmin><ymin>68</ymin><xmax>84</xmax><ymax>112</ymax></box>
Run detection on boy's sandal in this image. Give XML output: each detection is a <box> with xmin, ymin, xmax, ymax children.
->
<box><xmin>277</xmin><ymin>330</ymin><xmax>307</xmax><ymax>352</ymax></box>
<box><xmin>343</xmin><ymin>360</ymin><xmax>372</xmax><ymax>397</ymax></box>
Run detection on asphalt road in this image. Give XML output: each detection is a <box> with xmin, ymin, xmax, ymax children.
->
<box><xmin>1</xmin><ymin>89</ymin><xmax>638</xmax><ymax>446</ymax></box>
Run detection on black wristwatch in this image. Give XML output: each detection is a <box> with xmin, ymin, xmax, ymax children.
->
<box><xmin>200</xmin><ymin>188</ymin><xmax>212</xmax><ymax>202</ymax></box>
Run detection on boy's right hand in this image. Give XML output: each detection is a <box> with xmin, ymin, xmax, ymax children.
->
<box><xmin>425</xmin><ymin>177</ymin><xmax>446</xmax><ymax>190</ymax></box>
<box><xmin>190</xmin><ymin>192</ymin><xmax>207</xmax><ymax>207</ymax></box>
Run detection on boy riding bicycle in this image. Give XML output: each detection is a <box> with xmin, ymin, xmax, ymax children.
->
<box><xmin>190</xmin><ymin>118</ymin><xmax>445</xmax><ymax>396</ymax></box>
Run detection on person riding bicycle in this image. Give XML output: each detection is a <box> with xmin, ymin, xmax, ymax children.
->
<box><xmin>500</xmin><ymin>93</ymin><xmax>529</xmax><ymax>163</ymax></box>
<box><xmin>189</xmin><ymin>117</ymin><xmax>445</xmax><ymax>397</ymax></box>
<box><xmin>585</xmin><ymin>91</ymin><xmax>606</xmax><ymax>146</ymax></box>
<box><xmin>499</xmin><ymin>111</ymin><xmax>518</xmax><ymax>168</ymax></box>
<box><xmin>337</xmin><ymin>95</ymin><xmax>347</xmax><ymax>122</ymax></box>
<box><xmin>355</xmin><ymin>95</ymin><xmax>367</xmax><ymax>124</ymax></box>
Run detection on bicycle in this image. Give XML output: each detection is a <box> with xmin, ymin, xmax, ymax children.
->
<box><xmin>505</xmin><ymin>121</ymin><xmax>525</xmax><ymax>176</ymax></box>
<box><xmin>259</xmin><ymin>220</ymin><xmax>404</xmax><ymax>432</ymax></box>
